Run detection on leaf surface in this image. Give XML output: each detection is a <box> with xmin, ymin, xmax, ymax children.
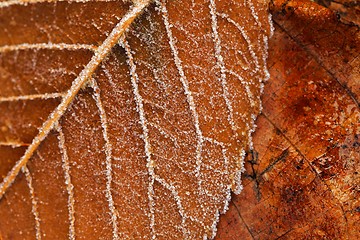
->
<box><xmin>0</xmin><ymin>0</ymin><xmax>272</xmax><ymax>239</ymax></box>
<box><xmin>216</xmin><ymin>0</ymin><xmax>359</xmax><ymax>239</ymax></box>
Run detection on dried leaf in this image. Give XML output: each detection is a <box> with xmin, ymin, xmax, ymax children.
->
<box><xmin>217</xmin><ymin>0</ymin><xmax>359</xmax><ymax>238</ymax></box>
<box><xmin>0</xmin><ymin>0</ymin><xmax>272</xmax><ymax>239</ymax></box>
<box><xmin>314</xmin><ymin>0</ymin><xmax>360</xmax><ymax>26</ymax></box>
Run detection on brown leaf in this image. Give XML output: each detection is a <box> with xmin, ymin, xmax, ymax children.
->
<box><xmin>216</xmin><ymin>0</ymin><xmax>359</xmax><ymax>239</ymax></box>
<box><xmin>0</xmin><ymin>0</ymin><xmax>272</xmax><ymax>239</ymax></box>
<box><xmin>314</xmin><ymin>0</ymin><xmax>360</xmax><ymax>26</ymax></box>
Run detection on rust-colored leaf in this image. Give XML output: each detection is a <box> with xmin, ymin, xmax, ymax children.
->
<box><xmin>217</xmin><ymin>0</ymin><xmax>359</xmax><ymax>239</ymax></box>
<box><xmin>0</xmin><ymin>0</ymin><xmax>272</xmax><ymax>239</ymax></box>
<box><xmin>315</xmin><ymin>0</ymin><xmax>360</xmax><ymax>26</ymax></box>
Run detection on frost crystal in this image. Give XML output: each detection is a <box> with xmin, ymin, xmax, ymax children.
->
<box><xmin>0</xmin><ymin>0</ymin><xmax>272</xmax><ymax>239</ymax></box>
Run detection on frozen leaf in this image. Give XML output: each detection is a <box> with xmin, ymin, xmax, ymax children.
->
<box><xmin>0</xmin><ymin>0</ymin><xmax>272</xmax><ymax>239</ymax></box>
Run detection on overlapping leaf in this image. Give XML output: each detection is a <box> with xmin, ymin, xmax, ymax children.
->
<box><xmin>0</xmin><ymin>0</ymin><xmax>272</xmax><ymax>239</ymax></box>
<box><xmin>217</xmin><ymin>0</ymin><xmax>360</xmax><ymax>238</ymax></box>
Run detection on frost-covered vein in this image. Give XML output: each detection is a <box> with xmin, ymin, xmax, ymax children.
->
<box><xmin>90</xmin><ymin>79</ymin><xmax>119</xmax><ymax>240</ymax></box>
<box><xmin>220</xmin><ymin>148</ymin><xmax>231</xmax><ymax>213</ymax></box>
<box><xmin>56</xmin><ymin>125</ymin><xmax>75</xmax><ymax>240</ymax></box>
<box><xmin>143</xmin><ymin>99</ymin><xmax>180</xmax><ymax>115</ymax></box>
<box><xmin>158</xmin><ymin>2</ymin><xmax>213</xmax><ymax>237</ymax></box>
<box><xmin>246</xmin><ymin>0</ymin><xmax>261</xmax><ymax>26</ymax></box>
<box><xmin>101</xmin><ymin>65</ymin><xmax>120</xmax><ymax>94</ymax></box>
<box><xmin>0</xmin><ymin>0</ymin><xmax>151</xmax><ymax>199</ymax></box>
<box><xmin>0</xmin><ymin>141</ymin><xmax>29</xmax><ymax>147</ymax></box>
<box><xmin>261</xmin><ymin>34</ymin><xmax>271</xmax><ymax>82</ymax></box>
<box><xmin>0</xmin><ymin>43</ymin><xmax>96</xmax><ymax>53</ymax></box>
<box><xmin>201</xmin><ymin>138</ymin><xmax>231</xmax><ymax>189</ymax></box>
<box><xmin>200</xmin><ymin>139</ymin><xmax>232</xmax><ymax>239</ymax></box>
<box><xmin>203</xmin><ymin>136</ymin><xmax>226</xmax><ymax>148</ymax></box>
<box><xmin>157</xmin><ymin>0</ymin><xmax>204</xmax><ymax>177</ymax></box>
<box><xmin>225</xmin><ymin>69</ymin><xmax>256</xmax><ymax>107</ymax></box>
<box><xmin>0</xmin><ymin>93</ymin><xmax>64</xmax><ymax>103</ymax></box>
<box><xmin>228</xmin><ymin>49</ymin><xmax>252</xmax><ymax>71</ymax></box>
<box><xmin>0</xmin><ymin>0</ymin><xmax>119</xmax><ymax>8</ymax></box>
<box><xmin>216</xmin><ymin>12</ymin><xmax>261</xmax><ymax>74</ymax></box>
<box><xmin>153</xmin><ymin>174</ymin><xmax>188</xmax><ymax>238</ymax></box>
<box><xmin>122</xmin><ymin>38</ymin><xmax>156</xmax><ymax>239</ymax></box>
<box><xmin>247</xmin><ymin>115</ymin><xmax>257</xmax><ymax>151</ymax></box>
<box><xmin>150</xmin><ymin>153</ymin><xmax>193</xmax><ymax>177</ymax></box>
<box><xmin>209</xmin><ymin>0</ymin><xmax>237</xmax><ymax>133</ymax></box>
<box><xmin>217</xmin><ymin>10</ymin><xmax>271</xmax><ymax>85</ymax></box>
<box><xmin>148</xmin><ymin>122</ymin><xmax>179</xmax><ymax>148</ymax></box>
<box><xmin>22</xmin><ymin>165</ymin><xmax>41</xmax><ymax>240</ymax></box>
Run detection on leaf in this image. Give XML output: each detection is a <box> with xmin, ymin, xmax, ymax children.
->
<box><xmin>314</xmin><ymin>0</ymin><xmax>360</xmax><ymax>26</ymax></box>
<box><xmin>216</xmin><ymin>0</ymin><xmax>359</xmax><ymax>239</ymax></box>
<box><xmin>0</xmin><ymin>0</ymin><xmax>272</xmax><ymax>239</ymax></box>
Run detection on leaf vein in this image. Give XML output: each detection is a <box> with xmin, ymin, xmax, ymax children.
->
<box><xmin>209</xmin><ymin>0</ymin><xmax>237</xmax><ymax>133</ymax></box>
<box><xmin>23</xmin><ymin>165</ymin><xmax>42</xmax><ymax>240</ymax></box>
<box><xmin>0</xmin><ymin>93</ymin><xmax>65</xmax><ymax>103</ymax></box>
<box><xmin>123</xmin><ymin>37</ymin><xmax>156</xmax><ymax>239</ymax></box>
<box><xmin>90</xmin><ymin>79</ymin><xmax>119</xmax><ymax>240</ymax></box>
<box><xmin>56</xmin><ymin>124</ymin><xmax>76</xmax><ymax>240</ymax></box>
<box><xmin>0</xmin><ymin>43</ymin><xmax>96</xmax><ymax>53</ymax></box>
<box><xmin>0</xmin><ymin>0</ymin><xmax>151</xmax><ymax>199</ymax></box>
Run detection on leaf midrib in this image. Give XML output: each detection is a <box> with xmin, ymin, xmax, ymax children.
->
<box><xmin>0</xmin><ymin>0</ymin><xmax>152</xmax><ymax>199</ymax></box>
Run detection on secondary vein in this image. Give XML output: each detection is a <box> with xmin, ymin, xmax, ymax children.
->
<box><xmin>0</xmin><ymin>0</ymin><xmax>152</xmax><ymax>199</ymax></box>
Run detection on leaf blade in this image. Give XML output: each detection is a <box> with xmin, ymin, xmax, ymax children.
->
<box><xmin>0</xmin><ymin>0</ymin><xmax>152</xmax><ymax>200</ymax></box>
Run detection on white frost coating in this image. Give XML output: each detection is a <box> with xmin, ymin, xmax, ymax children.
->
<box><xmin>0</xmin><ymin>0</ymin><xmax>273</xmax><ymax>239</ymax></box>
<box><xmin>143</xmin><ymin>99</ymin><xmax>179</xmax><ymax>116</ymax></box>
<box><xmin>233</xmin><ymin>149</ymin><xmax>246</xmax><ymax>195</ymax></box>
<box><xmin>219</xmin><ymin>2</ymin><xmax>271</xmax><ymax>197</ymax></box>
<box><xmin>0</xmin><ymin>0</ymin><xmax>151</xmax><ymax>199</ymax></box>
<box><xmin>90</xmin><ymin>79</ymin><xmax>119</xmax><ymax>240</ymax></box>
<box><xmin>0</xmin><ymin>43</ymin><xmax>96</xmax><ymax>53</ymax></box>
<box><xmin>257</xmin><ymin>35</ymin><xmax>271</xmax><ymax>113</ymax></box>
<box><xmin>203</xmin><ymin>136</ymin><xmax>226</xmax><ymax>148</ymax></box>
<box><xmin>56</xmin><ymin>124</ymin><xmax>76</xmax><ymax>240</ymax></box>
<box><xmin>220</xmin><ymin>148</ymin><xmax>231</xmax><ymax>213</ymax></box>
<box><xmin>262</xmin><ymin>35</ymin><xmax>271</xmax><ymax>82</ymax></box>
<box><xmin>0</xmin><ymin>93</ymin><xmax>65</xmax><ymax>103</ymax></box>
<box><xmin>232</xmin><ymin>116</ymin><xmax>259</xmax><ymax>194</ymax></box>
<box><xmin>216</xmin><ymin>12</ymin><xmax>260</xmax><ymax>74</ymax></box>
<box><xmin>246</xmin><ymin>0</ymin><xmax>261</xmax><ymax>26</ymax></box>
<box><xmin>157</xmin><ymin>2</ymin><xmax>214</xmax><ymax>237</ymax></box>
<box><xmin>22</xmin><ymin>166</ymin><xmax>42</xmax><ymax>240</ymax></box>
<box><xmin>268</xmin><ymin>14</ymin><xmax>275</xmax><ymax>38</ymax></box>
<box><xmin>0</xmin><ymin>142</ymin><xmax>29</xmax><ymax>147</ymax></box>
<box><xmin>122</xmin><ymin>38</ymin><xmax>156</xmax><ymax>240</ymax></box>
<box><xmin>156</xmin><ymin>0</ymin><xmax>204</xmax><ymax>179</ymax></box>
<box><xmin>206</xmin><ymin>144</ymin><xmax>232</xmax><ymax>240</ymax></box>
<box><xmin>0</xmin><ymin>0</ymin><xmax>119</xmax><ymax>8</ymax></box>
<box><xmin>148</xmin><ymin>122</ymin><xmax>180</xmax><ymax>148</ymax></box>
<box><xmin>153</xmin><ymin>175</ymin><xmax>189</xmax><ymax>238</ymax></box>
<box><xmin>101</xmin><ymin>65</ymin><xmax>121</xmax><ymax>95</ymax></box>
<box><xmin>255</xmin><ymin>35</ymin><xmax>271</xmax><ymax>125</ymax></box>
<box><xmin>225</xmin><ymin>69</ymin><xmax>256</xmax><ymax>107</ymax></box>
<box><xmin>248</xmin><ymin>115</ymin><xmax>257</xmax><ymax>151</ymax></box>
<box><xmin>209</xmin><ymin>210</ymin><xmax>220</xmax><ymax>240</ymax></box>
<box><xmin>222</xmin><ymin>185</ymin><xmax>232</xmax><ymax>213</ymax></box>
<box><xmin>209</xmin><ymin>0</ymin><xmax>237</xmax><ymax>133</ymax></box>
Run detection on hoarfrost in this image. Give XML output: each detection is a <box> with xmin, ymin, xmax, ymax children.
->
<box><xmin>0</xmin><ymin>0</ymin><xmax>272</xmax><ymax>239</ymax></box>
